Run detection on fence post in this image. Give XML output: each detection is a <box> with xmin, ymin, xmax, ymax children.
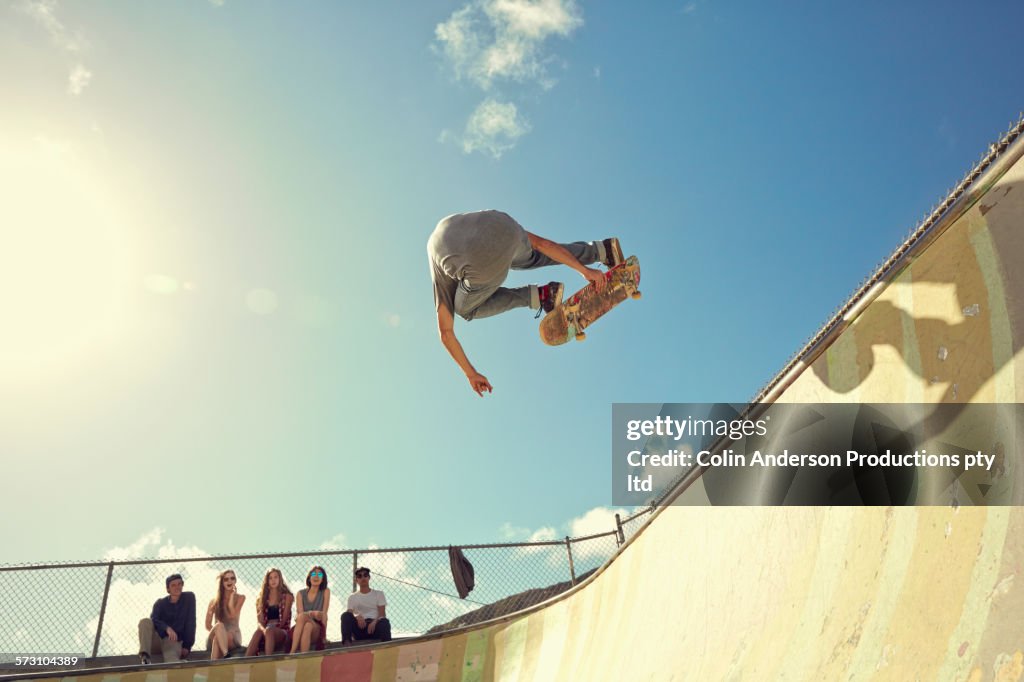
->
<box><xmin>92</xmin><ymin>562</ymin><xmax>115</xmax><ymax>658</ymax></box>
<box><xmin>564</xmin><ymin>537</ymin><xmax>576</xmax><ymax>586</ymax></box>
<box><xmin>352</xmin><ymin>552</ymin><xmax>358</xmax><ymax>592</ymax></box>
<box><xmin>614</xmin><ymin>513</ymin><xmax>625</xmax><ymax>546</ymax></box>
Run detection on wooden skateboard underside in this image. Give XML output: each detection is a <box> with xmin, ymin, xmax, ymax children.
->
<box><xmin>539</xmin><ymin>255</ymin><xmax>640</xmax><ymax>346</ymax></box>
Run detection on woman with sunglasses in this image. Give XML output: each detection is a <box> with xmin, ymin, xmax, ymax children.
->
<box><xmin>245</xmin><ymin>567</ymin><xmax>293</xmax><ymax>656</ymax></box>
<box><xmin>289</xmin><ymin>565</ymin><xmax>330</xmax><ymax>653</ymax></box>
<box><xmin>205</xmin><ymin>569</ymin><xmax>246</xmax><ymax>660</ymax></box>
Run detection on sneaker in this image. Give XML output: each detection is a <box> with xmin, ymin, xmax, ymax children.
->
<box><xmin>601</xmin><ymin>238</ymin><xmax>624</xmax><ymax>268</ymax></box>
<box><xmin>538</xmin><ymin>281</ymin><xmax>564</xmax><ymax>314</ymax></box>
<box><xmin>139</xmin><ymin>652</ymin><xmax>151</xmax><ymax>665</ymax></box>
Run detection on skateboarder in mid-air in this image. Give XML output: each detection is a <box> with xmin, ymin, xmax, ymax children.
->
<box><xmin>428</xmin><ymin>210</ymin><xmax>624</xmax><ymax>396</ymax></box>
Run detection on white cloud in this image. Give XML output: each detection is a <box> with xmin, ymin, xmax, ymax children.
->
<box><xmin>17</xmin><ymin>0</ymin><xmax>93</xmax><ymax>94</ymax></box>
<box><xmin>425</xmin><ymin>592</ymin><xmax>476</xmax><ymax>621</ymax></box>
<box><xmin>496</xmin><ymin>522</ymin><xmax>557</xmax><ymax>556</ymax></box>
<box><xmin>567</xmin><ymin>506</ymin><xmax>629</xmax><ymax>537</ymax></box>
<box><xmin>210</xmin><ymin>0</ymin><xmax>226</xmax><ymax>6</ymax></box>
<box><xmin>564</xmin><ymin>507</ymin><xmax>630</xmax><ymax>563</ymax></box>
<box><xmin>499</xmin><ymin>522</ymin><xmax>530</xmax><ymax>539</ymax></box>
<box><xmin>68</xmin><ymin>63</ymin><xmax>92</xmax><ymax>95</ymax></box>
<box><xmin>461</xmin><ymin>98</ymin><xmax>531</xmax><ymax>159</ymax></box>
<box><xmin>501</xmin><ymin>505</ymin><xmax>644</xmax><ymax>564</ymax></box>
<box><xmin>489</xmin><ymin>0</ymin><xmax>581</xmax><ymax>39</ymax></box>
<box><xmin>17</xmin><ymin>0</ymin><xmax>82</xmax><ymax>51</ymax></box>
<box><xmin>435</xmin><ymin>6</ymin><xmax>481</xmax><ymax>81</ymax></box>
<box><xmin>683</xmin><ymin>1</ymin><xmax>698</xmax><ymax>14</ymax></box>
<box><xmin>435</xmin><ymin>0</ymin><xmax>582</xmax><ymax>90</ymax></box>
<box><xmin>501</xmin><ymin>506</ymin><xmax>630</xmax><ymax>544</ymax></box>
<box><xmin>319</xmin><ymin>533</ymin><xmax>348</xmax><ymax>551</ymax></box>
<box><xmin>527</xmin><ymin>526</ymin><xmax>558</xmax><ymax>542</ymax></box>
<box><xmin>103</xmin><ymin>527</ymin><xmax>166</xmax><ymax>562</ymax></box>
<box><xmin>434</xmin><ymin>0</ymin><xmax>582</xmax><ymax>156</ymax></box>
<box><xmin>363</xmin><ymin>543</ymin><xmax>419</xmax><ymax>586</ymax></box>
<box><xmin>103</xmin><ymin>527</ymin><xmax>209</xmax><ymax>564</ymax></box>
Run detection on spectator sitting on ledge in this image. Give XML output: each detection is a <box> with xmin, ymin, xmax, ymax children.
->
<box><xmin>290</xmin><ymin>565</ymin><xmax>330</xmax><ymax>653</ymax></box>
<box><xmin>138</xmin><ymin>573</ymin><xmax>196</xmax><ymax>665</ymax></box>
<box><xmin>245</xmin><ymin>567</ymin><xmax>293</xmax><ymax>656</ymax></box>
<box><xmin>341</xmin><ymin>567</ymin><xmax>391</xmax><ymax>644</ymax></box>
<box><xmin>205</xmin><ymin>569</ymin><xmax>245</xmax><ymax>660</ymax></box>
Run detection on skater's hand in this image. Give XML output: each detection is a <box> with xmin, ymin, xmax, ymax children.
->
<box><xmin>583</xmin><ymin>267</ymin><xmax>606</xmax><ymax>291</ymax></box>
<box><xmin>467</xmin><ymin>372</ymin><xmax>493</xmax><ymax>397</ymax></box>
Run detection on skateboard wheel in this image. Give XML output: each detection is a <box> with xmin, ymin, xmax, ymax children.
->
<box><xmin>631</xmin><ymin>290</ymin><xmax>642</xmax><ymax>300</ymax></box>
<box><xmin>575</xmin><ymin>331</ymin><xmax>587</xmax><ymax>341</ymax></box>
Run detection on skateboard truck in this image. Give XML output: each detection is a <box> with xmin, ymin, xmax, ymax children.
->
<box><xmin>538</xmin><ymin>255</ymin><xmax>641</xmax><ymax>346</ymax></box>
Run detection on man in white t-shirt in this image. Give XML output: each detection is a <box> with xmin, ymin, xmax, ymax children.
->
<box><xmin>341</xmin><ymin>566</ymin><xmax>391</xmax><ymax>643</ymax></box>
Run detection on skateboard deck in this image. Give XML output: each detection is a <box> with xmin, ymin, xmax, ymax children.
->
<box><xmin>539</xmin><ymin>255</ymin><xmax>640</xmax><ymax>346</ymax></box>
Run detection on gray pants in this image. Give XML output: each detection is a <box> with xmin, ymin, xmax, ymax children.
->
<box><xmin>138</xmin><ymin>618</ymin><xmax>183</xmax><ymax>661</ymax></box>
<box><xmin>456</xmin><ymin>241</ymin><xmax>602</xmax><ymax>321</ymax></box>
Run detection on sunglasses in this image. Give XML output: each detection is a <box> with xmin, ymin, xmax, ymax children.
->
<box><xmin>224</xmin><ymin>576</ymin><xmax>236</xmax><ymax>582</ymax></box>
<box><xmin>355</xmin><ymin>572</ymin><xmax>369</xmax><ymax>578</ymax></box>
<box><xmin>310</xmin><ymin>571</ymin><xmax>324</xmax><ymax>578</ymax></box>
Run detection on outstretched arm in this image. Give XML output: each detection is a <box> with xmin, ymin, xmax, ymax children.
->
<box><xmin>437</xmin><ymin>305</ymin><xmax>493</xmax><ymax>396</ymax></box>
<box><xmin>526</xmin><ymin>232</ymin><xmax>605</xmax><ymax>289</ymax></box>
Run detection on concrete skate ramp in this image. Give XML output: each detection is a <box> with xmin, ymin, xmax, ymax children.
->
<box><xmin>25</xmin><ymin>124</ymin><xmax>1024</xmax><ymax>681</ymax></box>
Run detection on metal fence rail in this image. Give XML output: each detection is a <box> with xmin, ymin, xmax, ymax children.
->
<box><xmin>0</xmin><ymin>509</ymin><xmax>653</xmax><ymax>660</ymax></box>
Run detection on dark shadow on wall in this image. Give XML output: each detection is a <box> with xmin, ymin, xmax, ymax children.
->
<box><xmin>649</xmin><ymin>178</ymin><xmax>1024</xmax><ymax>506</ymax></box>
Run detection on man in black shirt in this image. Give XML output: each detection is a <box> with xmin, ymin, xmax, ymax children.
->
<box><xmin>138</xmin><ymin>573</ymin><xmax>196</xmax><ymax>664</ymax></box>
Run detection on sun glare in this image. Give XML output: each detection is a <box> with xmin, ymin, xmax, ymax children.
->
<box><xmin>0</xmin><ymin>136</ymin><xmax>131</xmax><ymax>381</ymax></box>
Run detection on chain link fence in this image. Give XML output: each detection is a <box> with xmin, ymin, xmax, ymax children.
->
<box><xmin>0</xmin><ymin>509</ymin><xmax>654</xmax><ymax>662</ymax></box>
<box><xmin>617</xmin><ymin>506</ymin><xmax>656</xmax><ymax>545</ymax></box>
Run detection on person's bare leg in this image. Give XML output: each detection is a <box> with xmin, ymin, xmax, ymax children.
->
<box><xmin>245</xmin><ymin>629</ymin><xmax>263</xmax><ymax>657</ymax></box>
<box><xmin>210</xmin><ymin>623</ymin><xmax>228</xmax><ymax>660</ymax></box>
<box><xmin>265</xmin><ymin>627</ymin><xmax>283</xmax><ymax>655</ymax></box>
<box><xmin>289</xmin><ymin>616</ymin><xmax>308</xmax><ymax>654</ymax></box>
<box><xmin>299</xmin><ymin>622</ymin><xmax>314</xmax><ymax>652</ymax></box>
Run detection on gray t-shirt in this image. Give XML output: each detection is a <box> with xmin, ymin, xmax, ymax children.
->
<box><xmin>299</xmin><ymin>588</ymin><xmax>324</xmax><ymax>613</ymax></box>
<box><xmin>427</xmin><ymin>210</ymin><xmax>532</xmax><ymax>313</ymax></box>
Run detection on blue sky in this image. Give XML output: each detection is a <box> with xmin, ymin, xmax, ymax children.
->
<box><xmin>2</xmin><ymin>0</ymin><xmax>1022</xmax><ymax>564</ymax></box>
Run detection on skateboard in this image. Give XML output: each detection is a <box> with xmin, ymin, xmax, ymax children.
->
<box><xmin>539</xmin><ymin>255</ymin><xmax>641</xmax><ymax>345</ymax></box>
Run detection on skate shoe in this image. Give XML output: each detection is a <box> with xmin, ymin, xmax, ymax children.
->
<box><xmin>601</xmin><ymin>237</ymin><xmax>624</xmax><ymax>268</ymax></box>
<box><xmin>538</xmin><ymin>281</ymin><xmax>565</xmax><ymax>314</ymax></box>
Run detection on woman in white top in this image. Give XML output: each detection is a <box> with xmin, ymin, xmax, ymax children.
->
<box><xmin>205</xmin><ymin>569</ymin><xmax>245</xmax><ymax>660</ymax></box>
